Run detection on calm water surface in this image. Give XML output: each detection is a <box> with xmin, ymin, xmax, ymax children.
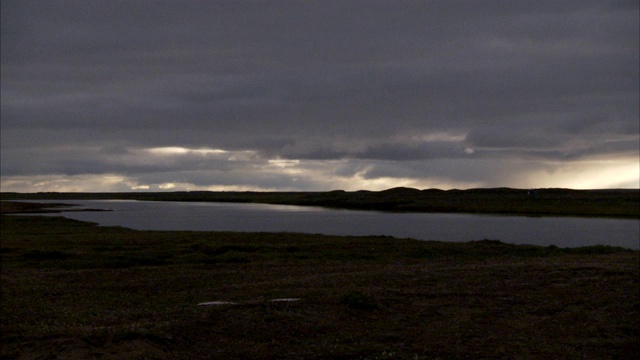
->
<box><xmin>27</xmin><ymin>200</ymin><xmax>640</xmax><ymax>249</ymax></box>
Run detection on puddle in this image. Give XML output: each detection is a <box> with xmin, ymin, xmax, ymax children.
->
<box><xmin>198</xmin><ymin>301</ymin><xmax>236</xmax><ymax>306</ymax></box>
<box><xmin>198</xmin><ymin>298</ymin><xmax>301</xmax><ymax>306</ymax></box>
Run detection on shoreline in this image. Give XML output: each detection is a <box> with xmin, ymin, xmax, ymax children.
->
<box><xmin>2</xmin><ymin>200</ymin><xmax>637</xmax><ymax>251</ymax></box>
<box><xmin>2</xmin><ymin>187</ymin><xmax>640</xmax><ymax>219</ymax></box>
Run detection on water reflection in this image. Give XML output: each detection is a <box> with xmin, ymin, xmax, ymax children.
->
<box><xmin>22</xmin><ymin>200</ymin><xmax>640</xmax><ymax>249</ymax></box>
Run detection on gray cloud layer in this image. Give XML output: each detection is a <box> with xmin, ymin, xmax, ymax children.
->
<box><xmin>1</xmin><ymin>1</ymin><xmax>638</xmax><ymax>191</ymax></box>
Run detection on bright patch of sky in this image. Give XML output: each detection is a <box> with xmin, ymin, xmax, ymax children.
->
<box><xmin>1</xmin><ymin>1</ymin><xmax>638</xmax><ymax>192</ymax></box>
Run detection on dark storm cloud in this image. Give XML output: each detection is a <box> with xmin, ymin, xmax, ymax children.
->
<box><xmin>1</xmin><ymin>0</ymin><xmax>638</xmax><ymax>190</ymax></box>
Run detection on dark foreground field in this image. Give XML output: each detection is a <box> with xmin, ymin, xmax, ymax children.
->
<box><xmin>1</xmin><ymin>202</ymin><xmax>638</xmax><ymax>359</ymax></box>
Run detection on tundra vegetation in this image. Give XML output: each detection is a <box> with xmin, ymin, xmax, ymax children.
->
<box><xmin>0</xmin><ymin>199</ymin><xmax>638</xmax><ymax>359</ymax></box>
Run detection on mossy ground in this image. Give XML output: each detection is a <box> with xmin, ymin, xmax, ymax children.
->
<box><xmin>1</xmin><ymin>202</ymin><xmax>638</xmax><ymax>359</ymax></box>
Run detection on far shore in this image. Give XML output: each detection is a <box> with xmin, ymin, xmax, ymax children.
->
<box><xmin>2</xmin><ymin>187</ymin><xmax>639</xmax><ymax>219</ymax></box>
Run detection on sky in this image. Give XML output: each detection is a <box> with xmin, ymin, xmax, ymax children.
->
<box><xmin>1</xmin><ymin>0</ymin><xmax>639</xmax><ymax>192</ymax></box>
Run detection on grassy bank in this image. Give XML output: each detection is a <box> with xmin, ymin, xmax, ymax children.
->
<box><xmin>1</xmin><ymin>202</ymin><xmax>638</xmax><ymax>359</ymax></box>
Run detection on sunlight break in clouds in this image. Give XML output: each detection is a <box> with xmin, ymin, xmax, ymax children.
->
<box><xmin>268</xmin><ymin>159</ymin><xmax>301</xmax><ymax>168</ymax></box>
<box><xmin>508</xmin><ymin>157</ymin><xmax>640</xmax><ymax>190</ymax></box>
<box><xmin>546</xmin><ymin>159</ymin><xmax>639</xmax><ymax>189</ymax></box>
<box><xmin>0</xmin><ymin>174</ymin><xmax>138</xmax><ymax>192</ymax></box>
<box><xmin>145</xmin><ymin>147</ymin><xmax>228</xmax><ymax>155</ymax></box>
<box><xmin>1</xmin><ymin>157</ymin><xmax>637</xmax><ymax>193</ymax></box>
<box><xmin>141</xmin><ymin>146</ymin><xmax>257</xmax><ymax>162</ymax></box>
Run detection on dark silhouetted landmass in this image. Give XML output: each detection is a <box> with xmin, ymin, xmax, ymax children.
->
<box><xmin>2</xmin><ymin>187</ymin><xmax>638</xmax><ymax>218</ymax></box>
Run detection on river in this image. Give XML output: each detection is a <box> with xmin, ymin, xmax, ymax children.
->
<box><xmin>20</xmin><ymin>199</ymin><xmax>639</xmax><ymax>249</ymax></box>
